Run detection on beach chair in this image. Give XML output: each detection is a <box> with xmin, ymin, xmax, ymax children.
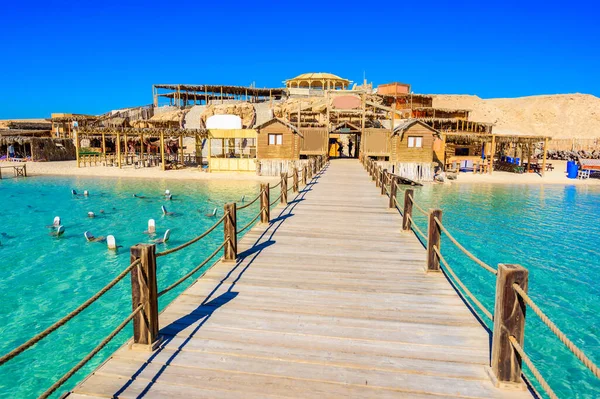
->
<box><xmin>107</xmin><ymin>235</ymin><xmax>117</xmax><ymax>250</ymax></box>
<box><xmin>49</xmin><ymin>216</ymin><xmax>61</xmax><ymax>228</ymax></box>
<box><xmin>84</xmin><ymin>231</ymin><xmax>94</xmax><ymax>242</ymax></box>
<box><xmin>50</xmin><ymin>225</ymin><xmax>65</xmax><ymax>237</ymax></box>
<box><xmin>161</xmin><ymin>205</ymin><xmax>174</xmax><ymax>216</ymax></box>
<box><xmin>153</xmin><ymin>229</ymin><xmax>171</xmax><ymax>244</ymax></box>
<box><xmin>147</xmin><ymin>219</ymin><xmax>156</xmax><ymax>234</ymax></box>
<box><xmin>205</xmin><ymin>208</ymin><xmax>217</xmax><ymax>218</ymax></box>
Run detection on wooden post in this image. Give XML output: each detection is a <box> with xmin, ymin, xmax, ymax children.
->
<box><xmin>380</xmin><ymin>169</ymin><xmax>387</xmax><ymax>195</ymax></box>
<box><xmin>292</xmin><ymin>167</ymin><xmax>298</xmax><ymax>193</ymax></box>
<box><xmin>116</xmin><ymin>131</ymin><xmax>122</xmax><ymax>169</ymax></box>
<box><xmin>541</xmin><ymin>137</ymin><xmax>548</xmax><ymax>176</ymax></box>
<box><xmin>490</xmin><ymin>264</ymin><xmax>529</xmax><ymax>387</ymax></box>
<box><xmin>130</xmin><ymin>244</ymin><xmax>159</xmax><ymax>349</ymax></box>
<box><xmin>75</xmin><ymin>130</ymin><xmax>80</xmax><ymax>168</ymax></box>
<box><xmin>280</xmin><ymin>173</ymin><xmax>288</xmax><ymax>204</ymax></box>
<box><xmin>402</xmin><ymin>189</ymin><xmax>414</xmax><ymax>231</ymax></box>
<box><xmin>389</xmin><ymin>176</ymin><xmax>397</xmax><ymax>208</ymax></box>
<box><xmin>307</xmin><ymin>164</ymin><xmax>312</xmax><ymax>180</ymax></box>
<box><xmin>489</xmin><ymin>134</ymin><xmax>496</xmax><ymax>175</ymax></box>
<box><xmin>123</xmin><ymin>132</ymin><xmax>128</xmax><ymax>165</ymax></box>
<box><xmin>312</xmin><ymin>158</ymin><xmax>317</xmax><ymax>175</ymax></box>
<box><xmin>101</xmin><ymin>131</ymin><xmax>106</xmax><ymax>163</ymax></box>
<box><xmin>223</xmin><ymin>203</ymin><xmax>237</xmax><ymax>261</ymax></box>
<box><xmin>160</xmin><ymin>131</ymin><xmax>166</xmax><ymax>171</ymax></box>
<box><xmin>23</xmin><ymin>164</ymin><xmax>27</xmax><ymax>177</ymax></box>
<box><xmin>260</xmin><ymin>183</ymin><xmax>270</xmax><ymax>223</ymax></box>
<box><xmin>372</xmin><ymin>162</ymin><xmax>377</xmax><ymax>181</ymax></box>
<box><xmin>140</xmin><ymin>133</ymin><xmax>144</xmax><ymax>167</ymax></box>
<box><xmin>179</xmin><ymin>134</ymin><xmax>184</xmax><ymax>165</ymax></box>
<box><xmin>302</xmin><ymin>166</ymin><xmax>308</xmax><ymax>185</ymax></box>
<box><xmin>426</xmin><ymin>209</ymin><xmax>442</xmax><ymax>272</ymax></box>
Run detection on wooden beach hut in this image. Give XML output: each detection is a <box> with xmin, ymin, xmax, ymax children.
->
<box><xmin>388</xmin><ymin>120</ymin><xmax>442</xmax><ymax>181</ymax></box>
<box><xmin>206</xmin><ymin>128</ymin><xmax>257</xmax><ymax>173</ymax></box>
<box><xmin>255</xmin><ymin>118</ymin><xmax>304</xmax><ymax>175</ymax></box>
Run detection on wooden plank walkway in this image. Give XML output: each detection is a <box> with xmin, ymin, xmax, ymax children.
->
<box><xmin>70</xmin><ymin>159</ymin><xmax>533</xmax><ymax>399</ymax></box>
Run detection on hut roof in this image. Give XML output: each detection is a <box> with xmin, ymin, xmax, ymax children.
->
<box><xmin>0</xmin><ymin>129</ymin><xmax>50</xmax><ymax>137</ymax></box>
<box><xmin>51</xmin><ymin>113</ymin><xmax>97</xmax><ymax>122</ymax></box>
<box><xmin>154</xmin><ymin>84</ymin><xmax>285</xmax><ymax>97</ymax></box>
<box><xmin>254</xmin><ymin>118</ymin><xmax>303</xmax><ymax>137</ymax></box>
<box><xmin>286</xmin><ymin>72</ymin><xmax>350</xmax><ymax>84</ymax></box>
<box><xmin>392</xmin><ymin>119</ymin><xmax>441</xmax><ymax>137</ymax></box>
<box><xmin>412</xmin><ymin>106</ymin><xmax>471</xmax><ymax>113</ymax></box>
<box><xmin>331</xmin><ymin>121</ymin><xmax>361</xmax><ymax>132</ymax></box>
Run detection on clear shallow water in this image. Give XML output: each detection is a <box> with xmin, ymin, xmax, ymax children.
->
<box><xmin>409</xmin><ymin>183</ymin><xmax>600</xmax><ymax>398</ymax></box>
<box><xmin>0</xmin><ymin>176</ymin><xmax>263</xmax><ymax>398</ymax></box>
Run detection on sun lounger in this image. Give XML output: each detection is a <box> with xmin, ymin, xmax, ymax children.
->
<box><xmin>153</xmin><ymin>229</ymin><xmax>171</xmax><ymax>244</ymax></box>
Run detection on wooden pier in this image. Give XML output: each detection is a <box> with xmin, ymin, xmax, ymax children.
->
<box><xmin>69</xmin><ymin>160</ymin><xmax>533</xmax><ymax>398</ymax></box>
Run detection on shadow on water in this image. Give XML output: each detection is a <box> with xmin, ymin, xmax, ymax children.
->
<box><xmin>112</xmin><ymin>166</ymin><xmax>328</xmax><ymax>396</ymax></box>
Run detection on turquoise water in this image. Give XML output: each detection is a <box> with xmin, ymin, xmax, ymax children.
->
<box><xmin>0</xmin><ymin>176</ymin><xmax>264</xmax><ymax>398</ymax></box>
<box><xmin>408</xmin><ymin>183</ymin><xmax>600</xmax><ymax>398</ymax></box>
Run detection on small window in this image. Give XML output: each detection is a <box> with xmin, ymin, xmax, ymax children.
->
<box><xmin>407</xmin><ymin>136</ymin><xmax>423</xmax><ymax>148</ymax></box>
<box><xmin>269</xmin><ymin>134</ymin><xmax>283</xmax><ymax>145</ymax></box>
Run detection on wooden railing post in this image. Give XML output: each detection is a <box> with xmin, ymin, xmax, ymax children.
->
<box><xmin>389</xmin><ymin>176</ymin><xmax>397</xmax><ymax>208</ymax></box>
<box><xmin>223</xmin><ymin>202</ymin><xmax>237</xmax><ymax>261</ymax></box>
<box><xmin>426</xmin><ymin>209</ymin><xmax>442</xmax><ymax>272</ymax></box>
<box><xmin>260</xmin><ymin>183</ymin><xmax>270</xmax><ymax>223</ymax></box>
<box><xmin>130</xmin><ymin>244</ymin><xmax>159</xmax><ymax>350</ymax></box>
<box><xmin>402</xmin><ymin>189</ymin><xmax>414</xmax><ymax>231</ymax></box>
<box><xmin>372</xmin><ymin>163</ymin><xmax>377</xmax><ymax>181</ymax></box>
<box><xmin>312</xmin><ymin>159</ymin><xmax>317</xmax><ymax>175</ymax></box>
<box><xmin>293</xmin><ymin>167</ymin><xmax>299</xmax><ymax>193</ymax></box>
<box><xmin>281</xmin><ymin>173</ymin><xmax>288</xmax><ymax>204</ymax></box>
<box><xmin>302</xmin><ymin>165</ymin><xmax>308</xmax><ymax>185</ymax></box>
<box><xmin>490</xmin><ymin>264</ymin><xmax>529</xmax><ymax>388</ymax></box>
<box><xmin>307</xmin><ymin>164</ymin><xmax>313</xmax><ymax>180</ymax></box>
<box><xmin>380</xmin><ymin>169</ymin><xmax>387</xmax><ymax>195</ymax></box>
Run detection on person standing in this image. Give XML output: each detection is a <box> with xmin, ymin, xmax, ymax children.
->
<box><xmin>348</xmin><ymin>139</ymin><xmax>354</xmax><ymax>158</ymax></box>
<box><xmin>8</xmin><ymin>144</ymin><xmax>15</xmax><ymax>159</ymax></box>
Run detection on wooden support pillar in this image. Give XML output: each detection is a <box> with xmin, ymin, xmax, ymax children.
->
<box><xmin>101</xmin><ymin>131</ymin><xmax>106</xmax><ymax>162</ymax></box>
<box><xmin>402</xmin><ymin>189</ymin><xmax>414</xmax><ymax>231</ymax></box>
<box><xmin>179</xmin><ymin>135</ymin><xmax>184</xmax><ymax>165</ymax></box>
<box><xmin>280</xmin><ymin>173</ymin><xmax>288</xmax><ymax>205</ymax></box>
<box><xmin>541</xmin><ymin>137</ymin><xmax>548</xmax><ymax>176</ymax></box>
<box><xmin>380</xmin><ymin>169</ymin><xmax>387</xmax><ymax>195</ymax></box>
<box><xmin>490</xmin><ymin>264</ymin><xmax>529</xmax><ymax>388</ymax></box>
<box><xmin>160</xmin><ymin>131</ymin><xmax>166</xmax><ymax>171</ymax></box>
<box><xmin>116</xmin><ymin>131</ymin><xmax>122</xmax><ymax>169</ymax></box>
<box><xmin>312</xmin><ymin>159</ymin><xmax>317</xmax><ymax>175</ymax></box>
<box><xmin>75</xmin><ymin>130</ymin><xmax>80</xmax><ymax>168</ymax></box>
<box><xmin>140</xmin><ymin>133</ymin><xmax>144</xmax><ymax>167</ymax></box>
<box><xmin>389</xmin><ymin>176</ymin><xmax>397</xmax><ymax>208</ymax></box>
<box><xmin>489</xmin><ymin>134</ymin><xmax>496</xmax><ymax>175</ymax></box>
<box><xmin>526</xmin><ymin>143</ymin><xmax>531</xmax><ymax>173</ymax></box>
<box><xmin>223</xmin><ymin>203</ymin><xmax>237</xmax><ymax>261</ymax></box>
<box><xmin>426</xmin><ymin>209</ymin><xmax>442</xmax><ymax>272</ymax></box>
<box><xmin>307</xmin><ymin>164</ymin><xmax>312</xmax><ymax>180</ymax></box>
<box><xmin>130</xmin><ymin>244</ymin><xmax>159</xmax><ymax>349</ymax></box>
<box><xmin>303</xmin><ymin>166</ymin><xmax>308</xmax><ymax>185</ymax></box>
<box><xmin>260</xmin><ymin>183</ymin><xmax>270</xmax><ymax>223</ymax></box>
<box><xmin>292</xmin><ymin>167</ymin><xmax>298</xmax><ymax>193</ymax></box>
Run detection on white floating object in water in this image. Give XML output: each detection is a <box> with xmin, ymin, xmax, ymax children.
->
<box><xmin>162</xmin><ymin>229</ymin><xmax>171</xmax><ymax>243</ymax></box>
<box><xmin>84</xmin><ymin>231</ymin><xmax>94</xmax><ymax>242</ymax></box>
<box><xmin>205</xmin><ymin>208</ymin><xmax>217</xmax><ymax>217</ymax></box>
<box><xmin>165</xmin><ymin>189</ymin><xmax>170</xmax><ymax>196</ymax></box>
<box><xmin>71</xmin><ymin>189</ymin><xmax>77</xmax><ymax>195</ymax></box>
<box><xmin>56</xmin><ymin>225</ymin><xmax>65</xmax><ymax>237</ymax></box>
<box><xmin>88</xmin><ymin>212</ymin><xmax>95</xmax><ymax>218</ymax></box>
<box><xmin>206</xmin><ymin>114</ymin><xmax>242</xmax><ymax>129</ymax></box>
<box><xmin>240</xmin><ymin>195</ymin><xmax>246</xmax><ymax>203</ymax></box>
<box><xmin>53</xmin><ymin>216</ymin><xmax>61</xmax><ymax>227</ymax></box>
<box><xmin>161</xmin><ymin>205</ymin><xmax>168</xmax><ymax>215</ymax></box>
<box><xmin>84</xmin><ymin>190</ymin><xmax>89</xmax><ymax>196</ymax></box>
<box><xmin>148</xmin><ymin>219</ymin><xmax>156</xmax><ymax>234</ymax></box>
<box><xmin>107</xmin><ymin>235</ymin><xmax>117</xmax><ymax>250</ymax></box>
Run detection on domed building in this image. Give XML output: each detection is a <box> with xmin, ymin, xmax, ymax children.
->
<box><xmin>285</xmin><ymin>73</ymin><xmax>351</xmax><ymax>90</ymax></box>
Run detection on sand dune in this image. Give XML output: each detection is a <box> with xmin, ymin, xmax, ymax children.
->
<box><xmin>432</xmin><ymin>93</ymin><xmax>600</xmax><ymax>139</ymax></box>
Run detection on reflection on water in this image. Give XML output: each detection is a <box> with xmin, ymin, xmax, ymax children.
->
<box><xmin>0</xmin><ymin>176</ymin><xmax>262</xmax><ymax>398</ymax></box>
<box><xmin>409</xmin><ymin>183</ymin><xmax>600</xmax><ymax>398</ymax></box>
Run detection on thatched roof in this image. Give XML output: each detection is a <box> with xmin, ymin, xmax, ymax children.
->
<box><xmin>149</xmin><ymin>109</ymin><xmax>188</xmax><ymax>126</ymax></box>
<box><xmin>392</xmin><ymin>120</ymin><xmax>441</xmax><ymax>137</ymax></box>
<box><xmin>0</xmin><ymin>129</ymin><xmax>50</xmax><ymax>137</ymax></box>
<box><xmin>154</xmin><ymin>84</ymin><xmax>285</xmax><ymax>97</ymax></box>
<box><xmin>254</xmin><ymin>118</ymin><xmax>303</xmax><ymax>137</ymax></box>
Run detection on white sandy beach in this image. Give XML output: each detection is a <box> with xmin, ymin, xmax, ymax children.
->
<box><xmin>1</xmin><ymin>159</ymin><xmax>598</xmax><ymax>185</ymax></box>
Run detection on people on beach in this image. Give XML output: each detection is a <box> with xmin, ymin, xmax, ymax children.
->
<box><xmin>8</xmin><ymin>144</ymin><xmax>15</xmax><ymax>159</ymax></box>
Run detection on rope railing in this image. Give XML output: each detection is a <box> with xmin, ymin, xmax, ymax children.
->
<box><xmin>269</xmin><ymin>181</ymin><xmax>281</xmax><ymax>189</ymax></box>
<box><xmin>508</xmin><ymin>336</ymin><xmax>558</xmax><ymax>399</ymax></box>
<box><xmin>408</xmin><ymin>194</ymin><xmax>428</xmax><ymax>216</ymax></box>
<box><xmin>237</xmin><ymin>192</ymin><xmax>261</xmax><ymax>210</ymax></box>
<box><xmin>155</xmin><ymin>213</ymin><xmax>227</xmax><ymax>257</ymax></box>
<box><xmin>236</xmin><ymin>211</ymin><xmax>261</xmax><ymax>235</ymax></box>
<box><xmin>38</xmin><ymin>304</ymin><xmax>144</xmax><ymax>399</ymax></box>
<box><xmin>406</xmin><ymin>213</ymin><xmax>427</xmax><ymax>242</ymax></box>
<box><xmin>270</xmin><ymin>194</ymin><xmax>282</xmax><ymax>207</ymax></box>
<box><xmin>512</xmin><ymin>284</ymin><xmax>600</xmax><ymax>379</ymax></box>
<box><xmin>433</xmin><ymin>246</ymin><xmax>493</xmax><ymax>320</ymax></box>
<box><xmin>433</xmin><ymin>216</ymin><xmax>497</xmax><ymax>275</ymax></box>
<box><xmin>0</xmin><ymin>259</ymin><xmax>140</xmax><ymax>366</ymax></box>
<box><xmin>157</xmin><ymin>241</ymin><xmax>228</xmax><ymax>297</ymax></box>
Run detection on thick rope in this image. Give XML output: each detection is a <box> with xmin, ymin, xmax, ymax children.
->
<box><xmin>406</xmin><ymin>213</ymin><xmax>427</xmax><ymax>242</ymax></box>
<box><xmin>408</xmin><ymin>194</ymin><xmax>428</xmax><ymax>216</ymax></box>
<box><xmin>513</xmin><ymin>284</ymin><xmax>600</xmax><ymax>379</ymax></box>
<box><xmin>508</xmin><ymin>336</ymin><xmax>558</xmax><ymax>399</ymax></box>
<box><xmin>156</xmin><ymin>213</ymin><xmax>226</xmax><ymax>257</ymax></box>
<box><xmin>434</xmin><ymin>216</ymin><xmax>497</xmax><ymax>275</ymax></box>
<box><xmin>434</xmin><ymin>246</ymin><xmax>493</xmax><ymax>320</ymax></box>
<box><xmin>0</xmin><ymin>260</ymin><xmax>139</xmax><ymax>366</ymax></box>
<box><xmin>270</xmin><ymin>194</ymin><xmax>282</xmax><ymax>207</ymax></box>
<box><xmin>38</xmin><ymin>304</ymin><xmax>143</xmax><ymax>399</ymax></box>
<box><xmin>237</xmin><ymin>192</ymin><xmax>261</xmax><ymax>210</ymax></box>
<box><xmin>394</xmin><ymin>196</ymin><xmax>403</xmax><ymax>210</ymax></box>
<box><xmin>237</xmin><ymin>211</ymin><xmax>261</xmax><ymax>235</ymax></box>
<box><xmin>269</xmin><ymin>181</ymin><xmax>281</xmax><ymax>189</ymax></box>
<box><xmin>158</xmin><ymin>241</ymin><xmax>227</xmax><ymax>297</ymax></box>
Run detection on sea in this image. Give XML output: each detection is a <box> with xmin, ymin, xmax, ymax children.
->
<box><xmin>0</xmin><ymin>177</ymin><xmax>598</xmax><ymax>398</ymax></box>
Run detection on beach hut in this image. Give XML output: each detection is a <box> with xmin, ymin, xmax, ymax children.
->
<box><xmin>254</xmin><ymin>118</ymin><xmax>305</xmax><ymax>175</ymax></box>
<box><xmin>389</xmin><ymin>120</ymin><xmax>442</xmax><ymax>181</ymax></box>
<box><xmin>206</xmin><ymin>128</ymin><xmax>257</xmax><ymax>173</ymax></box>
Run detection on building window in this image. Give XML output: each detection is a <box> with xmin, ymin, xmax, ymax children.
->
<box><xmin>407</xmin><ymin>136</ymin><xmax>423</xmax><ymax>148</ymax></box>
<box><xmin>269</xmin><ymin>134</ymin><xmax>283</xmax><ymax>145</ymax></box>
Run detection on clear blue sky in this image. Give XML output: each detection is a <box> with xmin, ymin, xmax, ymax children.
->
<box><xmin>1</xmin><ymin>0</ymin><xmax>598</xmax><ymax>118</ymax></box>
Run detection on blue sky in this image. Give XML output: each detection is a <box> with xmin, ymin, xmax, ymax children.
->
<box><xmin>1</xmin><ymin>0</ymin><xmax>598</xmax><ymax>118</ymax></box>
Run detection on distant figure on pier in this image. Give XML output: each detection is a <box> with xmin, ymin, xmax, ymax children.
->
<box><xmin>152</xmin><ymin>229</ymin><xmax>171</xmax><ymax>244</ymax></box>
<box><xmin>46</xmin><ymin>216</ymin><xmax>61</xmax><ymax>228</ymax></box>
<box><xmin>8</xmin><ymin>144</ymin><xmax>15</xmax><ymax>159</ymax></box>
<box><xmin>84</xmin><ymin>231</ymin><xmax>105</xmax><ymax>242</ymax></box>
<box><xmin>348</xmin><ymin>139</ymin><xmax>354</xmax><ymax>158</ymax></box>
<box><xmin>50</xmin><ymin>225</ymin><xmax>65</xmax><ymax>237</ymax></box>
